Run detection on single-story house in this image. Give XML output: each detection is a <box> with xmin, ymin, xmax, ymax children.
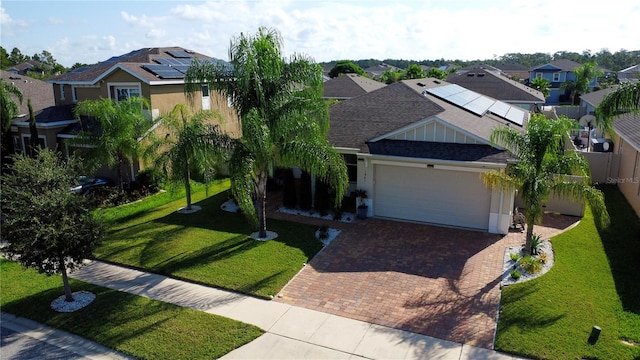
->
<box><xmin>328</xmin><ymin>78</ymin><xmax>530</xmax><ymax>234</ymax></box>
<box><xmin>446</xmin><ymin>65</ymin><xmax>545</xmax><ymax>112</ymax></box>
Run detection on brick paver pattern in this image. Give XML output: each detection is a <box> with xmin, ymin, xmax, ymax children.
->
<box><xmin>269</xmin><ymin>201</ymin><xmax>578</xmax><ymax>349</ymax></box>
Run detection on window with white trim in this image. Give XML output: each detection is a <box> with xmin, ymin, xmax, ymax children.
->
<box><xmin>115</xmin><ymin>87</ymin><xmax>141</xmax><ymax>102</ymax></box>
<box><xmin>535</xmin><ymin>72</ymin><xmax>543</xmax><ymax>79</ymax></box>
<box><xmin>553</xmin><ymin>72</ymin><xmax>561</xmax><ymax>82</ymax></box>
<box><xmin>72</xmin><ymin>86</ymin><xmax>78</xmax><ymax>102</ymax></box>
<box><xmin>59</xmin><ymin>84</ymin><xmax>65</xmax><ymax>100</ymax></box>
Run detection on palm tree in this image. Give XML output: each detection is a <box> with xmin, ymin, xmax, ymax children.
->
<box><xmin>482</xmin><ymin>114</ymin><xmax>610</xmax><ymax>254</ymax></box>
<box><xmin>185</xmin><ymin>27</ymin><xmax>348</xmax><ymax>238</ymax></box>
<box><xmin>562</xmin><ymin>62</ymin><xmax>603</xmax><ymax>104</ymax></box>
<box><xmin>144</xmin><ymin>104</ymin><xmax>222</xmax><ymax>211</ymax></box>
<box><xmin>1</xmin><ymin>79</ymin><xmax>23</xmax><ymax>169</ymax></box>
<box><xmin>71</xmin><ymin>97</ymin><xmax>152</xmax><ymax>190</ymax></box>
<box><xmin>596</xmin><ymin>81</ymin><xmax>640</xmax><ymax>133</ymax></box>
<box><xmin>531</xmin><ymin>77</ymin><xmax>551</xmax><ymax>99</ymax></box>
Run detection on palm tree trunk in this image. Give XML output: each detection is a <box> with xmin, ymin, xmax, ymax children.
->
<box><xmin>524</xmin><ymin>214</ymin><xmax>535</xmax><ymax>255</ymax></box>
<box><xmin>59</xmin><ymin>256</ymin><xmax>74</xmax><ymax>302</ymax></box>
<box><xmin>256</xmin><ymin>173</ymin><xmax>268</xmax><ymax>238</ymax></box>
<box><xmin>184</xmin><ymin>168</ymin><xmax>192</xmax><ymax>210</ymax></box>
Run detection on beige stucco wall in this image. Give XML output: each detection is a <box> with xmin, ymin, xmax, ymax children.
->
<box><xmin>614</xmin><ymin>139</ymin><xmax>640</xmax><ymax>217</ymax></box>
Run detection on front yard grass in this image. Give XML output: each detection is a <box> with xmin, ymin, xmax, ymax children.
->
<box><xmin>495</xmin><ymin>185</ymin><xmax>640</xmax><ymax>360</ymax></box>
<box><xmin>94</xmin><ymin>179</ymin><xmax>323</xmax><ymax>299</ymax></box>
<box><xmin>1</xmin><ymin>259</ymin><xmax>263</xmax><ymax>360</ymax></box>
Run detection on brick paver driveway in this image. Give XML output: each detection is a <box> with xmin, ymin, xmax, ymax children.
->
<box><xmin>270</xmin><ymin>207</ymin><xmax>578</xmax><ymax>349</ymax></box>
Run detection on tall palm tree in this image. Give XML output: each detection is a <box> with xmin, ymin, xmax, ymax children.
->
<box><xmin>1</xmin><ymin>79</ymin><xmax>23</xmax><ymax>169</ymax></box>
<box><xmin>71</xmin><ymin>97</ymin><xmax>152</xmax><ymax>190</ymax></box>
<box><xmin>482</xmin><ymin>114</ymin><xmax>610</xmax><ymax>254</ymax></box>
<box><xmin>185</xmin><ymin>27</ymin><xmax>348</xmax><ymax>238</ymax></box>
<box><xmin>531</xmin><ymin>77</ymin><xmax>551</xmax><ymax>99</ymax></box>
<box><xmin>596</xmin><ymin>81</ymin><xmax>640</xmax><ymax>133</ymax></box>
<box><xmin>562</xmin><ymin>62</ymin><xmax>603</xmax><ymax>104</ymax></box>
<box><xmin>144</xmin><ymin>104</ymin><xmax>222</xmax><ymax>211</ymax></box>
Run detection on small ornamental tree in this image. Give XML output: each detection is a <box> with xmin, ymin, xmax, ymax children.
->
<box><xmin>0</xmin><ymin>149</ymin><xmax>103</xmax><ymax>303</ymax></box>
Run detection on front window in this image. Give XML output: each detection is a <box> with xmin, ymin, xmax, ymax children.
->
<box><xmin>59</xmin><ymin>84</ymin><xmax>65</xmax><ymax>100</ymax></box>
<box><xmin>115</xmin><ymin>87</ymin><xmax>141</xmax><ymax>102</ymax></box>
<box><xmin>343</xmin><ymin>154</ymin><xmax>357</xmax><ymax>182</ymax></box>
<box><xmin>535</xmin><ymin>72</ymin><xmax>543</xmax><ymax>79</ymax></box>
<box><xmin>553</xmin><ymin>72</ymin><xmax>561</xmax><ymax>82</ymax></box>
<box><xmin>72</xmin><ymin>86</ymin><xmax>78</xmax><ymax>102</ymax></box>
<box><xmin>201</xmin><ymin>84</ymin><xmax>209</xmax><ymax>97</ymax></box>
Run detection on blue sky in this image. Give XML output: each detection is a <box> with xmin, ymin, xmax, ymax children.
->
<box><xmin>2</xmin><ymin>0</ymin><xmax>640</xmax><ymax>68</ymax></box>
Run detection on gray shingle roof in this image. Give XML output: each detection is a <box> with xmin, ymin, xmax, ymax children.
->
<box><xmin>531</xmin><ymin>59</ymin><xmax>583</xmax><ymax>71</ymax></box>
<box><xmin>49</xmin><ymin>47</ymin><xmax>225</xmax><ymax>84</ymax></box>
<box><xmin>328</xmin><ymin>78</ymin><xmax>527</xmax><ymax>153</ymax></box>
<box><xmin>579</xmin><ymin>86</ymin><xmax>619</xmax><ymax>107</ymax></box>
<box><xmin>446</xmin><ymin>66</ymin><xmax>544</xmax><ymax>103</ymax></box>
<box><xmin>367</xmin><ymin>139</ymin><xmax>511</xmax><ymax>163</ymax></box>
<box><xmin>328</xmin><ymin>81</ymin><xmax>445</xmax><ymax>152</ymax></box>
<box><xmin>613</xmin><ymin>113</ymin><xmax>640</xmax><ymax>151</ymax></box>
<box><xmin>323</xmin><ymin>74</ymin><xmax>386</xmax><ymax>99</ymax></box>
<box><xmin>1</xmin><ymin>70</ymin><xmax>55</xmax><ymax>118</ymax></box>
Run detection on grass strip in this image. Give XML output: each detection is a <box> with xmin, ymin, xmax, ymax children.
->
<box><xmin>1</xmin><ymin>259</ymin><xmax>264</xmax><ymax>360</ymax></box>
<box><xmin>495</xmin><ymin>185</ymin><xmax>640</xmax><ymax>360</ymax></box>
<box><xmin>94</xmin><ymin>179</ymin><xmax>323</xmax><ymax>299</ymax></box>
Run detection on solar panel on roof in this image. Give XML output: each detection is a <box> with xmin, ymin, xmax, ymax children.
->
<box><xmin>167</xmin><ymin>50</ymin><xmax>192</xmax><ymax>58</ymax></box>
<box><xmin>142</xmin><ymin>64</ymin><xmax>185</xmax><ymax>79</ymax></box>
<box><xmin>425</xmin><ymin>83</ymin><xmax>526</xmax><ymax>126</ymax></box>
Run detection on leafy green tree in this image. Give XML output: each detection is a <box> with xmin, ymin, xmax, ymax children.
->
<box><xmin>8</xmin><ymin>47</ymin><xmax>28</xmax><ymax>66</ymax></box>
<box><xmin>531</xmin><ymin>77</ymin><xmax>551</xmax><ymax>98</ymax></box>
<box><xmin>380</xmin><ymin>69</ymin><xmax>402</xmax><ymax>84</ymax></box>
<box><xmin>185</xmin><ymin>27</ymin><xmax>348</xmax><ymax>238</ymax></box>
<box><xmin>425</xmin><ymin>68</ymin><xmax>447</xmax><ymax>80</ymax></box>
<box><xmin>0</xmin><ymin>149</ymin><xmax>103</xmax><ymax>302</ymax></box>
<box><xmin>596</xmin><ymin>81</ymin><xmax>640</xmax><ymax>134</ymax></box>
<box><xmin>402</xmin><ymin>64</ymin><xmax>425</xmax><ymax>79</ymax></box>
<box><xmin>71</xmin><ymin>97</ymin><xmax>152</xmax><ymax>190</ymax></box>
<box><xmin>144</xmin><ymin>104</ymin><xmax>222</xmax><ymax>211</ymax></box>
<box><xmin>482</xmin><ymin>114</ymin><xmax>609</xmax><ymax>254</ymax></box>
<box><xmin>328</xmin><ymin>60</ymin><xmax>367</xmax><ymax>78</ymax></box>
<box><xmin>1</xmin><ymin>79</ymin><xmax>23</xmax><ymax>171</ymax></box>
<box><xmin>0</xmin><ymin>46</ymin><xmax>9</xmax><ymax>69</ymax></box>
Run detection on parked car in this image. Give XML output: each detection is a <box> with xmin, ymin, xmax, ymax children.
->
<box><xmin>71</xmin><ymin>176</ymin><xmax>115</xmax><ymax>195</ymax></box>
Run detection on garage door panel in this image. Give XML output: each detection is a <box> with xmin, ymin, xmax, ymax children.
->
<box><xmin>374</xmin><ymin>165</ymin><xmax>491</xmax><ymax>230</ymax></box>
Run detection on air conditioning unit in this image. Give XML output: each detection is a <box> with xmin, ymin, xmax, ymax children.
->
<box><xmin>591</xmin><ymin>138</ymin><xmax>613</xmax><ymax>152</ymax></box>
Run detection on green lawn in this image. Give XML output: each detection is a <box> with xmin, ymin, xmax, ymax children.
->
<box><xmin>94</xmin><ymin>179</ymin><xmax>323</xmax><ymax>299</ymax></box>
<box><xmin>1</xmin><ymin>259</ymin><xmax>263</xmax><ymax>360</ymax></box>
<box><xmin>495</xmin><ymin>185</ymin><xmax>640</xmax><ymax>360</ymax></box>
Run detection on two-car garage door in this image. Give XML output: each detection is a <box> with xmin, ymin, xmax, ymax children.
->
<box><xmin>374</xmin><ymin>164</ymin><xmax>492</xmax><ymax>230</ymax></box>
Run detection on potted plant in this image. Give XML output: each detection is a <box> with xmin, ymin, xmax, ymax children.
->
<box><xmin>355</xmin><ymin>189</ymin><xmax>368</xmax><ymax>219</ymax></box>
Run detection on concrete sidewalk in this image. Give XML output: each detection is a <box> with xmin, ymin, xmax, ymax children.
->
<box><xmin>67</xmin><ymin>260</ymin><xmax>524</xmax><ymax>360</ymax></box>
<box><xmin>1</xmin><ymin>312</ymin><xmax>133</xmax><ymax>360</ymax></box>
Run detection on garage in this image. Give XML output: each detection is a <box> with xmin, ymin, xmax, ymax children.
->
<box><xmin>373</xmin><ymin>163</ymin><xmax>492</xmax><ymax>230</ymax></box>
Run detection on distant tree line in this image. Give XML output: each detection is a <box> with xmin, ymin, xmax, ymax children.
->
<box><xmin>0</xmin><ymin>46</ymin><xmax>88</xmax><ymax>80</ymax></box>
<box><xmin>322</xmin><ymin>49</ymin><xmax>640</xmax><ymax>72</ymax></box>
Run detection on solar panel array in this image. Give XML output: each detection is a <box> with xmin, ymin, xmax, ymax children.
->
<box><xmin>143</xmin><ymin>58</ymin><xmax>232</xmax><ymax>79</ymax></box>
<box><xmin>426</xmin><ymin>84</ymin><xmax>525</xmax><ymax>126</ymax></box>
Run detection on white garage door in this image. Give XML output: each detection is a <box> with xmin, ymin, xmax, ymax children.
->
<box><xmin>374</xmin><ymin>164</ymin><xmax>491</xmax><ymax>230</ymax></box>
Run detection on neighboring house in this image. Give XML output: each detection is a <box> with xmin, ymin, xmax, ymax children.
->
<box><xmin>5</xmin><ymin>60</ymin><xmax>44</xmax><ymax>75</ymax></box>
<box><xmin>494</xmin><ymin>63</ymin><xmax>530</xmax><ymax>82</ymax></box>
<box><xmin>14</xmin><ymin>47</ymin><xmax>241</xmax><ymax>180</ymax></box>
<box><xmin>363</xmin><ymin>63</ymin><xmax>399</xmax><ymax>79</ymax></box>
<box><xmin>322</xmin><ymin>73</ymin><xmax>386</xmax><ymax>100</ymax></box>
<box><xmin>618</xmin><ymin>64</ymin><xmax>640</xmax><ymax>83</ymax></box>
<box><xmin>1</xmin><ymin>70</ymin><xmax>59</xmax><ymax>155</ymax></box>
<box><xmin>446</xmin><ymin>65</ymin><xmax>545</xmax><ymax>112</ymax></box>
<box><xmin>528</xmin><ymin>59</ymin><xmax>601</xmax><ymax>105</ymax></box>
<box><xmin>328</xmin><ymin>78</ymin><xmax>530</xmax><ymax>234</ymax></box>
<box><xmin>611</xmin><ymin>113</ymin><xmax>640</xmax><ymax>217</ymax></box>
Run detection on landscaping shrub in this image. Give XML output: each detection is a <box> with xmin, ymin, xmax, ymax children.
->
<box><xmin>510</xmin><ymin>269</ymin><xmax>521</xmax><ymax>280</ymax></box>
<box><xmin>520</xmin><ymin>255</ymin><xmax>542</xmax><ymax>274</ymax></box>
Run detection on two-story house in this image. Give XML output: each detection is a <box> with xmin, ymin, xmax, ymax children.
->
<box><xmin>527</xmin><ymin>59</ymin><xmax>612</xmax><ymax>105</ymax></box>
<box><xmin>35</xmin><ymin>47</ymin><xmax>241</xmax><ymax>179</ymax></box>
